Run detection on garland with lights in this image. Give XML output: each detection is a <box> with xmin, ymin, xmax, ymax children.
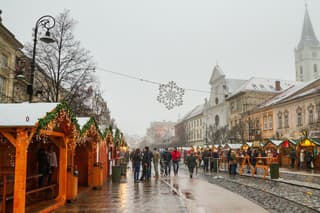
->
<box><xmin>36</xmin><ymin>101</ymin><xmax>80</xmax><ymax>135</ymax></box>
<box><xmin>80</xmin><ymin>117</ymin><xmax>103</xmax><ymax>139</ymax></box>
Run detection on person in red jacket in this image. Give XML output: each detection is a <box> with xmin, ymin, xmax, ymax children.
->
<box><xmin>171</xmin><ymin>147</ymin><xmax>181</xmax><ymax>176</ymax></box>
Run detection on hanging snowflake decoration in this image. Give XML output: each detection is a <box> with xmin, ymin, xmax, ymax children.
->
<box><xmin>157</xmin><ymin>81</ymin><xmax>185</xmax><ymax>110</ymax></box>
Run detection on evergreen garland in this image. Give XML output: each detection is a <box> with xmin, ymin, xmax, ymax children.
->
<box><xmin>36</xmin><ymin>101</ymin><xmax>80</xmax><ymax>135</ymax></box>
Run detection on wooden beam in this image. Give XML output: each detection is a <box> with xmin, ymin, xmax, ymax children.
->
<box><xmin>40</xmin><ymin>129</ymin><xmax>65</xmax><ymax>137</ymax></box>
<box><xmin>0</xmin><ymin>130</ymin><xmax>17</xmax><ymax>147</ymax></box>
<box><xmin>28</xmin><ymin>128</ymin><xmax>36</xmax><ymax>142</ymax></box>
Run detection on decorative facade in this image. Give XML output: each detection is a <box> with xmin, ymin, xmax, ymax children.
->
<box><xmin>244</xmin><ymin>79</ymin><xmax>320</xmax><ymax>141</ymax></box>
<box><xmin>203</xmin><ymin>65</ymin><xmax>245</xmax><ymax>142</ymax></box>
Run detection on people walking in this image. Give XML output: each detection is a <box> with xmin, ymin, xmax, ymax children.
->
<box><xmin>132</xmin><ymin>148</ymin><xmax>142</xmax><ymax>183</ymax></box>
<box><xmin>230</xmin><ymin>150</ymin><xmax>237</xmax><ymax>175</ymax></box>
<box><xmin>140</xmin><ymin>146</ymin><xmax>153</xmax><ymax>181</ymax></box>
<box><xmin>153</xmin><ymin>148</ymin><xmax>160</xmax><ymax>178</ymax></box>
<box><xmin>171</xmin><ymin>147</ymin><xmax>181</xmax><ymax>176</ymax></box>
<box><xmin>162</xmin><ymin>148</ymin><xmax>172</xmax><ymax>176</ymax></box>
<box><xmin>186</xmin><ymin>152</ymin><xmax>197</xmax><ymax>178</ymax></box>
<box><xmin>289</xmin><ymin>148</ymin><xmax>296</xmax><ymax>168</ymax></box>
<box><xmin>300</xmin><ymin>149</ymin><xmax>305</xmax><ymax>168</ymax></box>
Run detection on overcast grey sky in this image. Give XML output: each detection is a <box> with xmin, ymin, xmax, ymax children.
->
<box><xmin>2</xmin><ymin>0</ymin><xmax>320</xmax><ymax>136</ymax></box>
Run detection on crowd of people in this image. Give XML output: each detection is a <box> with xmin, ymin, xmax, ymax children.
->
<box><xmin>129</xmin><ymin>145</ymin><xmax>317</xmax><ymax>182</ymax></box>
<box><xmin>130</xmin><ymin>146</ymin><xmax>182</xmax><ymax>182</ymax></box>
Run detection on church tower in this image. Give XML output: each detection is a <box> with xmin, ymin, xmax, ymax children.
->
<box><xmin>295</xmin><ymin>6</ymin><xmax>320</xmax><ymax>82</ymax></box>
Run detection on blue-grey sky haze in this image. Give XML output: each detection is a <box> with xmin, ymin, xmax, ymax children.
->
<box><xmin>2</xmin><ymin>0</ymin><xmax>320</xmax><ymax>136</ymax></box>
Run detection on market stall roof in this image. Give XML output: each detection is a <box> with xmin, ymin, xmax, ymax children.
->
<box><xmin>267</xmin><ymin>139</ymin><xmax>283</xmax><ymax>146</ymax></box>
<box><xmin>298</xmin><ymin>137</ymin><xmax>320</xmax><ymax>146</ymax></box>
<box><xmin>77</xmin><ymin>117</ymin><xmax>90</xmax><ymax>129</ymax></box>
<box><xmin>226</xmin><ymin>143</ymin><xmax>242</xmax><ymax>149</ymax></box>
<box><xmin>280</xmin><ymin>139</ymin><xmax>298</xmax><ymax>146</ymax></box>
<box><xmin>0</xmin><ymin>102</ymin><xmax>59</xmax><ymax>127</ymax></box>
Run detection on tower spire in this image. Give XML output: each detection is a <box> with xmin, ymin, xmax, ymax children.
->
<box><xmin>298</xmin><ymin>5</ymin><xmax>319</xmax><ymax>49</ymax></box>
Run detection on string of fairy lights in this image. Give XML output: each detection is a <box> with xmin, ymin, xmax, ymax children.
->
<box><xmin>96</xmin><ymin>67</ymin><xmax>210</xmax><ymax>110</ymax></box>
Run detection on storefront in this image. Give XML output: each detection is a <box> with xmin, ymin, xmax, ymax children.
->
<box><xmin>278</xmin><ymin>139</ymin><xmax>297</xmax><ymax>168</ymax></box>
<box><xmin>297</xmin><ymin>138</ymin><xmax>320</xmax><ymax>169</ymax></box>
<box><xmin>0</xmin><ymin>102</ymin><xmax>79</xmax><ymax>213</ymax></box>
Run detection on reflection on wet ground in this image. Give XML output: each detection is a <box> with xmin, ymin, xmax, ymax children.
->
<box><xmin>54</xmin><ymin>170</ymin><xmax>187</xmax><ymax>213</ymax></box>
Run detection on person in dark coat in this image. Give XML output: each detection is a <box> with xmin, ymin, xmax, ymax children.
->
<box><xmin>132</xmin><ymin>148</ymin><xmax>141</xmax><ymax>183</ymax></box>
<box><xmin>37</xmin><ymin>148</ymin><xmax>49</xmax><ymax>187</ymax></box>
<box><xmin>186</xmin><ymin>152</ymin><xmax>197</xmax><ymax>178</ymax></box>
<box><xmin>289</xmin><ymin>149</ymin><xmax>296</xmax><ymax>168</ymax></box>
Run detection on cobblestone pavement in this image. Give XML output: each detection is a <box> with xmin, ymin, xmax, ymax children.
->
<box><xmin>54</xmin><ymin>170</ymin><xmax>187</xmax><ymax>213</ymax></box>
<box><xmin>195</xmin><ymin>169</ymin><xmax>320</xmax><ymax>213</ymax></box>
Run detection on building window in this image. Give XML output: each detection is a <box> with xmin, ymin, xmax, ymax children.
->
<box><xmin>314</xmin><ymin>64</ymin><xmax>318</xmax><ymax>74</ymax></box>
<box><xmin>317</xmin><ymin>104</ymin><xmax>320</xmax><ymax>122</ymax></box>
<box><xmin>1</xmin><ymin>54</ymin><xmax>8</xmax><ymax>68</ymax></box>
<box><xmin>215</xmin><ymin>115</ymin><xmax>220</xmax><ymax>126</ymax></box>
<box><xmin>278</xmin><ymin>112</ymin><xmax>282</xmax><ymax>129</ymax></box>
<box><xmin>308</xmin><ymin>104</ymin><xmax>314</xmax><ymax>124</ymax></box>
<box><xmin>300</xmin><ymin>66</ymin><xmax>303</xmax><ymax>75</ymax></box>
<box><xmin>0</xmin><ymin>76</ymin><xmax>4</xmax><ymax>102</ymax></box>
<box><xmin>263</xmin><ymin>117</ymin><xmax>267</xmax><ymax>130</ymax></box>
<box><xmin>255</xmin><ymin>119</ymin><xmax>259</xmax><ymax>130</ymax></box>
<box><xmin>284</xmin><ymin>111</ymin><xmax>289</xmax><ymax>128</ymax></box>
<box><xmin>231</xmin><ymin>102</ymin><xmax>235</xmax><ymax>112</ymax></box>
<box><xmin>297</xmin><ymin>107</ymin><xmax>303</xmax><ymax>127</ymax></box>
<box><xmin>268</xmin><ymin>115</ymin><xmax>273</xmax><ymax>129</ymax></box>
<box><xmin>215</xmin><ymin>97</ymin><xmax>219</xmax><ymax>105</ymax></box>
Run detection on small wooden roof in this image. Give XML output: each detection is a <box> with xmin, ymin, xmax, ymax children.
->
<box><xmin>264</xmin><ymin>139</ymin><xmax>283</xmax><ymax>147</ymax></box>
<box><xmin>225</xmin><ymin>143</ymin><xmax>242</xmax><ymax>149</ymax></box>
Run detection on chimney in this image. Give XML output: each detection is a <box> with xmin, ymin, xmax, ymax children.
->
<box><xmin>275</xmin><ymin>80</ymin><xmax>281</xmax><ymax>91</ymax></box>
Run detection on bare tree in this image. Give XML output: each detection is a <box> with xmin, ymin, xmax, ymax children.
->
<box><xmin>26</xmin><ymin>10</ymin><xmax>95</xmax><ymax>107</ymax></box>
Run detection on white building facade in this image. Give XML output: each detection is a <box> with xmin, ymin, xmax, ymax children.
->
<box><xmin>295</xmin><ymin>7</ymin><xmax>320</xmax><ymax>82</ymax></box>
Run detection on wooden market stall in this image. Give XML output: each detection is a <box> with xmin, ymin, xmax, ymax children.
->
<box><xmin>296</xmin><ymin>137</ymin><xmax>320</xmax><ymax>169</ymax></box>
<box><xmin>0</xmin><ymin>102</ymin><xmax>79</xmax><ymax>213</ymax></box>
<box><xmin>75</xmin><ymin>117</ymin><xmax>102</xmax><ymax>189</ymax></box>
<box><xmin>240</xmin><ymin>142</ymin><xmax>252</xmax><ymax>152</ymax></box>
<box><xmin>263</xmin><ymin>139</ymin><xmax>282</xmax><ymax>152</ymax></box>
<box><xmin>278</xmin><ymin>139</ymin><xmax>297</xmax><ymax>168</ymax></box>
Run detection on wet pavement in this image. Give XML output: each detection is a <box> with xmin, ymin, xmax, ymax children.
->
<box><xmin>54</xmin><ymin>169</ymin><xmax>187</xmax><ymax>213</ymax></box>
<box><xmin>166</xmin><ymin>168</ymin><xmax>268</xmax><ymax>213</ymax></box>
<box><xmin>194</xmin><ymin>166</ymin><xmax>320</xmax><ymax>212</ymax></box>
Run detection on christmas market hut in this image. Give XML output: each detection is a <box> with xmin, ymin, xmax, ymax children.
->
<box><xmin>75</xmin><ymin>117</ymin><xmax>103</xmax><ymax>190</ymax></box>
<box><xmin>296</xmin><ymin>137</ymin><xmax>320</xmax><ymax>169</ymax></box>
<box><xmin>0</xmin><ymin>102</ymin><xmax>79</xmax><ymax>213</ymax></box>
<box><xmin>100</xmin><ymin>127</ymin><xmax>111</xmax><ymax>183</ymax></box>
<box><xmin>263</xmin><ymin>139</ymin><xmax>282</xmax><ymax>153</ymax></box>
<box><xmin>241</xmin><ymin>142</ymin><xmax>252</xmax><ymax>152</ymax></box>
<box><xmin>278</xmin><ymin>139</ymin><xmax>298</xmax><ymax>167</ymax></box>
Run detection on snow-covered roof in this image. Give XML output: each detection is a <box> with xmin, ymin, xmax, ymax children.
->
<box><xmin>76</xmin><ymin>117</ymin><xmax>90</xmax><ymax>129</ymax></box>
<box><xmin>258</xmin><ymin>78</ymin><xmax>318</xmax><ymax>109</ymax></box>
<box><xmin>228</xmin><ymin>77</ymin><xmax>295</xmax><ymax>99</ymax></box>
<box><xmin>0</xmin><ymin>102</ymin><xmax>59</xmax><ymax>127</ymax></box>
<box><xmin>268</xmin><ymin>139</ymin><xmax>283</xmax><ymax>146</ymax></box>
<box><xmin>226</xmin><ymin>143</ymin><xmax>242</xmax><ymax>149</ymax></box>
<box><xmin>181</xmin><ymin>104</ymin><xmax>204</xmax><ymax>121</ymax></box>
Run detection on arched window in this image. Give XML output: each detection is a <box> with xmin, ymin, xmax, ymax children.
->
<box><xmin>308</xmin><ymin>104</ymin><xmax>314</xmax><ymax>124</ymax></box>
<box><xmin>278</xmin><ymin>111</ymin><xmax>283</xmax><ymax>129</ymax></box>
<box><xmin>284</xmin><ymin>111</ymin><xmax>289</xmax><ymax>128</ymax></box>
<box><xmin>299</xmin><ymin>66</ymin><xmax>304</xmax><ymax>81</ymax></box>
<box><xmin>215</xmin><ymin>115</ymin><xmax>220</xmax><ymax>126</ymax></box>
<box><xmin>296</xmin><ymin>107</ymin><xmax>303</xmax><ymax>127</ymax></box>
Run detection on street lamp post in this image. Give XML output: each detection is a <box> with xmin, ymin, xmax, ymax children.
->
<box><xmin>28</xmin><ymin>15</ymin><xmax>55</xmax><ymax>102</ymax></box>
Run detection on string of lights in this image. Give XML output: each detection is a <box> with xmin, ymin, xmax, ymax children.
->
<box><xmin>96</xmin><ymin>67</ymin><xmax>210</xmax><ymax>94</ymax></box>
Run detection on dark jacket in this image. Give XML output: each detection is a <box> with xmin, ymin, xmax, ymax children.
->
<box><xmin>187</xmin><ymin>154</ymin><xmax>197</xmax><ymax>169</ymax></box>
